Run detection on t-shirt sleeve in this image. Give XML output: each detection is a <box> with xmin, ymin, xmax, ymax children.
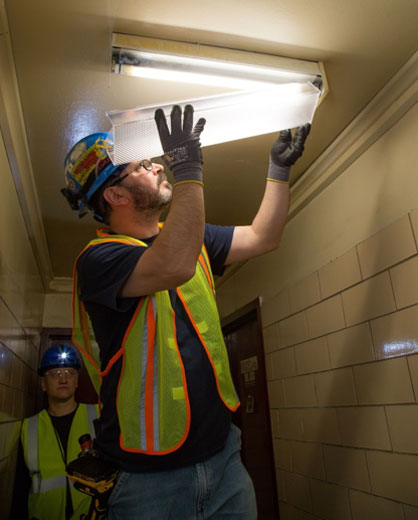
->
<box><xmin>204</xmin><ymin>223</ymin><xmax>235</xmax><ymax>276</ymax></box>
<box><xmin>77</xmin><ymin>242</ymin><xmax>145</xmax><ymax>311</ymax></box>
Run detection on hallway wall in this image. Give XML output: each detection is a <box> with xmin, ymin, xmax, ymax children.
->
<box><xmin>0</xmin><ymin>14</ymin><xmax>45</xmax><ymax>514</ymax></box>
<box><xmin>216</xmin><ymin>98</ymin><xmax>418</xmax><ymax>518</ymax></box>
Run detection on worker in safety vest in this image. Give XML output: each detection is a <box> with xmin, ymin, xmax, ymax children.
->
<box><xmin>61</xmin><ymin>104</ymin><xmax>310</xmax><ymax>519</ymax></box>
<box><xmin>9</xmin><ymin>344</ymin><xmax>98</xmax><ymax>520</ymax></box>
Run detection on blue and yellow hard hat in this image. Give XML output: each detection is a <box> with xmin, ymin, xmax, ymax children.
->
<box><xmin>38</xmin><ymin>344</ymin><xmax>81</xmax><ymax>376</ymax></box>
<box><xmin>61</xmin><ymin>132</ymin><xmax>127</xmax><ymax>219</ymax></box>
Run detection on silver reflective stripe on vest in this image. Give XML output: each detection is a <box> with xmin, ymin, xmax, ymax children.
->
<box><xmin>85</xmin><ymin>404</ymin><xmax>97</xmax><ymax>438</ymax></box>
<box><xmin>152</xmin><ymin>296</ymin><xmax>159</xmax><ymax>451</ymax></box>
<box><xmin>26</xmin><ymin>415</ymin><xmax>67</xmax><ymax>494</ymax></box>
<box><xmin>139</xmin><ymin>300</ymin><xmax>150</xmax><ymax>451</ymax></box>
<box><xmin>39</xmin><ymin>474</ymin><xmax>66</xmax><ymax>493</ymax></box>
<box><xmin>27</xmin><ymin>415</ymin><xmax>41</xmax><ymax>493</ymax></box>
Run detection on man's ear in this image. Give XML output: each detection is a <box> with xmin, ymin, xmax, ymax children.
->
<box><xmin>40</xmin><ymin>377</ymin><xmax>46</xmax><ymax>392</ymax></box>
<box><xmin>103</xmin><ymin>186</ymin><xmax>130</xmax><ymax>207</ymax></box>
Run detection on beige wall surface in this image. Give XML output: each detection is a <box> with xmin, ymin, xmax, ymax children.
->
<box><xmin>0</xmin><ymin>83</ymin><xmax>44</xmax><ymax>520</ymax></box>
<box><xmin>216</xmin><ymin>101</ymin><xmax>418</xmax><ymax>518</ymax></box>
<box><xmin>43</xmin><ymin>292</ymin><xmax>72</xmax><ymax>328</ymax></box>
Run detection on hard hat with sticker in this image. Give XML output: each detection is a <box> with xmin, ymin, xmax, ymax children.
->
<box><xmin>61</xmin><ymin>132</ymin><xmax>127</xmax><ymax>218</ymax></box>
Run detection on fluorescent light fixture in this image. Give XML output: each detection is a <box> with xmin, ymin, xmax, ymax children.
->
<box><xmin>109</xmin><ymin>34</ymin><xmax>326</xmax><ymax>164</ymax></box>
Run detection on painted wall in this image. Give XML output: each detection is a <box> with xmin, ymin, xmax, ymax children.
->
<box><xmin>43</xmin><ymin>292</ymin><xmax>72</xmax><ymax>328</ymax></box>
<box><xmin>0</xmin><ymin>131</ymin><xmax>45</xmax><ymax>516</ymax></box>
<box><xmin>217</xmin><ymin>100</ymin><xmax>418</xmax><ymax>517</ymax></box>
<box><xmin>0</xmin><ymin>5</ymin><xmax>45</xmax><ymax>515</ymax></box>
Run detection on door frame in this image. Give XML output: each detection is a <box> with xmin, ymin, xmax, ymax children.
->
<box><xmin>221</xmin><ymin>298</ymin><xmax>279</xmax><ymax>518</ymax></box>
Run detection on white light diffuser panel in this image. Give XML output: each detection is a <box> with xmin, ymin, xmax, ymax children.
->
<box><xmin>106</xmin><ymin>82</ymin><xmax>321</xmax><ymax>165</ymax></box>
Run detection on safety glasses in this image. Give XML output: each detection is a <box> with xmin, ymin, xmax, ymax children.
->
<box><xmin>45</xmin><ymin>368</ymin><xmax>78</xmax><ymax>379</ymax></box>
<box><xmin>110</xmin><ymin>160</ymin><xmax>153</xmax><ymax>186</ymax></box>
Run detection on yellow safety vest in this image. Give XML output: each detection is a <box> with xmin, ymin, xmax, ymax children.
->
<box><xmin>72</xmin><ymin>227</ymin><xmax>239</xmax><ymax>455</ymax></box>
<box><xmin>21</xmin><ymin>403</ymin><xmax>98</xmax><ymax>520</ymax></box>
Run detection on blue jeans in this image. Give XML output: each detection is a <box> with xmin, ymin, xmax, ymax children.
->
<box><xmin>107</xmin><ymin>424</ymin><xmax>257</xmax><ymax>519</ymax></box>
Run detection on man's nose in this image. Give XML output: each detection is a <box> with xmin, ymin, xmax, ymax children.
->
<box><xmin>152</xmin><ymin>162</ymin><xmax>164</xmax><ymax>175</ymax></box>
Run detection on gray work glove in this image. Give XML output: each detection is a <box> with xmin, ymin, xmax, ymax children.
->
<box><xmin>155</xmin><ymin>104</ymin><xmax>206</xmax><ymax>186</ymax></box>
<box><xmin>267</xmin><ymin>123</ymin><xmax>311</xmax><ymax>183</ymax></box>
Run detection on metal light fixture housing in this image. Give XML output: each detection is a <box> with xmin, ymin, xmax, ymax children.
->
<box><xmin>109</xmin><ymin>34</ymin><xmax>327</xmax><ymax>164</ymax></box>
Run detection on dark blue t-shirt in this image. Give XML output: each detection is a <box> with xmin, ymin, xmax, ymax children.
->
<box><xmin>77</xmin><ymin>223</ymin><xmax>235</xmax><ymax>472</ymax></box>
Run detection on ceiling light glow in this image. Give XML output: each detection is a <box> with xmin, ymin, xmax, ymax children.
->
<box><xmin>113</xmin><ymin>48</ymin><xmax>319</xmax><ymax>88</ymax></box>
<box><xmin>117</xmin><ymin>65</ymin><xmax>297</xmax><ymax>91</ymax></box>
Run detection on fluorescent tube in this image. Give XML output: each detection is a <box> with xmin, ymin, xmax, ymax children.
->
<box><xmin>113</xmin><ymin>48</ymin><xmax>320</xmax><ymax>90</ymax></box>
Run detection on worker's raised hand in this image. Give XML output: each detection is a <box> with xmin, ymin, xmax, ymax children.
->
<box><xmin>155</xmin><ymin>104</ymin><xmax>206</xmax><ymax>186</ymax></box>
<box><xmin>267</xmin><ymin>123</ymin><xmax>311</xmax><ymax>183</ymax></box>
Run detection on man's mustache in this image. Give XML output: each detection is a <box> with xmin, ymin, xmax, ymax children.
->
<box><xmin>157</xmin><ymin>172</ymin><xmax>171</xmax><ymax>188</ymax></box>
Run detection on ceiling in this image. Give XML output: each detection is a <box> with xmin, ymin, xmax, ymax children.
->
<box><xmin>4</xmin><ymin>0</ymin><xmax>418</xmax><ymax>281</ymax></box>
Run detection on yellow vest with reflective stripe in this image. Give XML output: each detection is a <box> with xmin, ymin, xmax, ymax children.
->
<box><xmin>21</xmin><ymin>404</ymin><xmax>98</xmax><ymax>520</ymax></box>
<box><xmin>72</xmin><ymin>228</ymin><xmax>239</xmax><ymax>455</ymax></box>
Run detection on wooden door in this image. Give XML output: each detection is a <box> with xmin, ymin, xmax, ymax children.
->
<box><xmin>223</xmin><ymin>303</ymin><xmax>279</xmax><ymax>519</ymax></box>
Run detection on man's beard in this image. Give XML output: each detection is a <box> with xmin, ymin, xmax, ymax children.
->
<box><xmin>125</xmin><ymin>173</ymin><xmax>172</xmax><ymax>215</ymax></box>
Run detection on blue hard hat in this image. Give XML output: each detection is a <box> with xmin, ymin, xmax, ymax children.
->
<box><xmin>38</xmin><ymin>344</ymin><xmax>81</xmax><ymax>376</ymax></box>
<box><xmin>61</xmin><ymin>132</ymin><xmax>127</xmax><ymax>219</ymax></box>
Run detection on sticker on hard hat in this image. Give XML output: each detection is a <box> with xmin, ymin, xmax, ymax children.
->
<box><xmin>71</xmin><ymin>145</ymin><xmax>110</xmax><ymax>186</ymax></box>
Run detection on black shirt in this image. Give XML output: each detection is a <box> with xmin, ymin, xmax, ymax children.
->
<box><xmin>77</xmin><ymin>223</ymin><xmax>235</xmax><ymax>472</ymax></box>
<box><xmin>49</xmin><ymin>409</ymin><xmax>77</xmax><ymax>520</ymax></box>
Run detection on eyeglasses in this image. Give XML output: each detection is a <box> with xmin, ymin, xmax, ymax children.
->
<box><xmin>110</xmin><ymin>160</ymin><xmax>154</xmax><ymax>186</ymax></box>
<box><xmin>46</xmin><ymin>368</ymin><xmax>78</xmax><ymax>379</ymax></box>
